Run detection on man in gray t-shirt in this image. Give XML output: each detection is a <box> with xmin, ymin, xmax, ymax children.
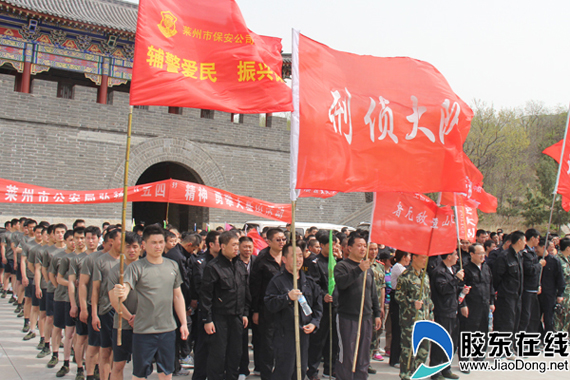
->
<box><xmin>115</xmin><ymin>225</ymin><xmax>188</xmax><ymax>379</ymax></box>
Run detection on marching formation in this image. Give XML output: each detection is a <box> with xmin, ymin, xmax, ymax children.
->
<box><xmin>1</xmin><ymin>218</ymin><xmax>569</xmax><ymax>380</ymax></box>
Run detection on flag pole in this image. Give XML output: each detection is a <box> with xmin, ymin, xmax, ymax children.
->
<box><xmin>328</xmin><ymin>230</ymin><xmax>334</xmax><ymax>379</ymax></box>
<box><xmin>352</xmin><ymin>227</ymin><xmax>371</xmax><ymax>372</ymax></box>
<box><xmin>453</xmin><ymin>193</ymin><xmax>463</xmax><ymax>272</ymax></box>
<box><xmin>291</xmin><ymin>201</ymin><xmax>302</xmax><ymax>380</ymax></box>
<box><xmin>117</xmin><ymin>106</ymin><xmax>133</xmax><ymax>346</ymax></box>
<box><xmin>541</xmin><ymin>104</ymin><xmax>570</xmax><ymax>282</ymax></box>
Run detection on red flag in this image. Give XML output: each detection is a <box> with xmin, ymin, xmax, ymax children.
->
<box><xmin>370</xmin><ymin>192</ymin><xmax>458</xmax><ymax>256</ymax></box>
<box><xmin>543</xmin><ymin>139</ymin><xmax>570</xmax><ymax>211</ymax></box>
<box><xmin>247</xmin><ymin>228</ymin><xmax>268</xmax><ymax>255</ymax></box>
<box><xmin>454</xmin><ymin>194</ymin><xmax>479</xmax><ymax>243</ymax></box>
<box><xmin>440</xmin><ymin>154</ymin><xmax>497</xmax><ymax>213</ymax></box>
<box><xmin>297</xmin><ymin>189</ymin><xmax>338</xmax><ymax>199</ymax></box>
<box><xmin>291</xmin><ymin>32</ymin><xmax>473</xmax><ymax>196</ymax></box>
<box><xmin>130</xmin><ymin>0</ymin><xmax>292</xmax><ymax>113</ymax></box>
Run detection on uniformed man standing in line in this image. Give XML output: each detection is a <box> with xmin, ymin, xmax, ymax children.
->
<box><xmin>518</xmin><ymin>229</ymin><xmax>545</xmax><ymax>332</ymax></box>
<box><xmin>200</xmin><ymin>231</ymin><xmax>250</xmax><ymax>380</ymax></box>
<box><xmin>429</xmin><ymin>250</ymin><xmax>468</xmax><ymax>380</ymax></box>
<box><xmin>396</xmin><ymin>253</ymin><xmax>434</xmax><ymax>380</ymax></box>
<box><xmin>492</xmin><ymin>231</ymin><xmax>525</xmax><ymax>351</ymax></box>
<box><xmin>264</xmin><ymin>241</ymin><xmax>322</xmax><ymax>380</ymax></box>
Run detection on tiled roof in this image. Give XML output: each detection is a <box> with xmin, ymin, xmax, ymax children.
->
<box><xmin>2</xmin><ymin>0</ymin><xmax>138</xmax><ymax>33</ymax></box>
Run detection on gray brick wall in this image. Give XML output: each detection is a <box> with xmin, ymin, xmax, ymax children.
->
<box><xmin>0</xmin><ymin>73</ymin><xmax>366</xmax><ymax>229</ymax></box>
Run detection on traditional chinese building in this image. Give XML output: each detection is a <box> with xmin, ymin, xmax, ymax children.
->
<box><xmin>0</xmin><ymin>0</ymin><xmax>367</xmax><ymax>229</ymax></box>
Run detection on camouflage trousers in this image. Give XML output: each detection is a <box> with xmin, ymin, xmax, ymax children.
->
<box><xmin>399</xmin><ymin>324</ymin><xmax>430</xmax><ymax>380</ymax></box>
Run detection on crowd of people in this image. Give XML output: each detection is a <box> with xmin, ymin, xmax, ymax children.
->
<box><xmin>1</xmin><ymin>218</ymin><xmax>569</xmax><ymax>380</ymax></box>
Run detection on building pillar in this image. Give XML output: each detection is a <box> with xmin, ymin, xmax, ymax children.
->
<box><xmin>20</xmin><ymin>62</ymin><xmax>32</xmax><ymax>93</ymax></box>
<box><xmin>97</xmin><ymin>74</ymin><xmax>108</xmax><ymax>104</ymax></box>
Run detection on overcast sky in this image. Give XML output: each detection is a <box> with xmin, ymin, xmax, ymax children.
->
<box><xmin>125</xmin><ymin>0</ymin><xmax>570</xmax><ymax>112</ymax></box>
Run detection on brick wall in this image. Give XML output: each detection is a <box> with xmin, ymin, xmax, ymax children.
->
<box><xmin>0</xmin><ymin>73</ymin><xmax>366</xmax><ymax>228</ymax></box>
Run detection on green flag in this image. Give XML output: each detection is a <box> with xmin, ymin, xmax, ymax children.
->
<box><xmin>328</xmin><ymin>230</ymin><xmax>336</xmax><ymax>295</ymax></box>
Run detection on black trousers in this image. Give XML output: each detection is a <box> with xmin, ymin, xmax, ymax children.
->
<box><xmin>307</xmin><ymin>303</ymin><xmax>338</xmax><ymax>377</ymax></box>
<box><xmin>240</xmin><ymin>320</ymin><xmax>260</xmax><ymax>375</ymax></box>
<box><xmin>271</xmin><ymin>327</ymin><xmax>309</xmax><ymax>380</ymax></box>
<box><xmin>459</xmin><ymin>303</ymin><xmax>489</xmax><ymax>361</ymax></box>
<box><xmin>389</xmin><ymin>298</ymin><xmax>401</xmax><ymax>366</ymax></box>
<box><xmin>430</xmin><ymin>315</ymin><xmax>459</xmax><ymax>375</ymax></box>
<box><xmin>207</xmin><ymin>314</ymin><xmax>244</xmax><ymax>380</ymax></box>
<box><xmin>192</xmin><ymin>317</ymin><xmax>209</xmax><ymax>380</ymax></box>
<box><xmin>538</xmin><ymin>294</ymin><xmax>556</xmax><ymax>339</ymax></box>
<box><xmin>494</xmin><ymin>295</ymin><xmax>521</xmax><ymax>334</ymax></box>
<box><xmin>519</xmin><ymin>291</ymin><xmax>540</xmax><ymax>332</ymax></box>
<box><xmin>258</xmin><ymin>310</ymin><xmax>276</xmax><ymax>380</ymax></box>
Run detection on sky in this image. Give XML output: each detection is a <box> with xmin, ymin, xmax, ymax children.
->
<box><xmin>124</xmin><ymin>0</ymin><xmax>570</xmax><ymax>111</ymax></box>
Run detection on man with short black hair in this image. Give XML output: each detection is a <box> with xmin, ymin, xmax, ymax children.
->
<box><xmin>250</xmin><ymin>228</ymin><xmax>287</xmax><ymax>380</ymax></box>
<box><xmin>483</xmin><ymin>240</ymin><xmax>496</xmax><ymax>256</ymax></box>
<box><xmin>493</xmin><ymin>231</ymin><xmax>525</xmax><ymax>338</ymax></box>
<box><xmin>201</xmin><ymin>231</ymin><xmax>250</xmax><ymax>380</ymax></box>
<box><xmin>108</xmin><ymin>232</ymin><xmax>142</xmax><ymax>380</ymax></box>
<box><xmin>238</xmin><ymin>236</ymin><xmax>257</xmax><ymax>378</ymax></box>
<box><xmin>536</xmin><ymin>238</ymin><xmax>565</xmax><ymax>338</ymax></box>
<box><xmin>334</xmin><ymin>235</ymin><xmax>381</xmax><ymax>380</ymax></box>
<box><xmin>21</xmin><ymin>224</ymin><xmax>42</xmax><ymax>340</ymax></box>
<box><xmin>265</xmin><ymin>241</ymin><xmax>322</xmax><ymax>380</ymax></box>
<box><xmin>518</xmin><ymin>228</ymin><xmax>545</xmax><ymax>332</ymax></box>
<box><xmin>476</xmin><ymin>229</ymin><xmax>488</xmax><ymax>244</ymax></box>
<box><xmin>114</xmin><ymin>225</ymin><xmax>189</xmax><ymax>380</ymax></box>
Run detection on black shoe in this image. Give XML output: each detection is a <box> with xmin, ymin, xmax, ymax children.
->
<box><xmin>367</xmin><ymin>366</ymin><xmax>377</xmax><ymax>374</ymax></box>
<box><xmin>442</xmin><ymin>370</ymin><xmax>460</xmax><ymax>379</ymax></box>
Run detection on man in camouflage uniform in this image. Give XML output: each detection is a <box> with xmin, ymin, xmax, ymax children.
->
<box><xmin>369</xmin><ymin>243</ymin><xmax>386</xmax><ymax>364</ymax></box>
<box><xmin>554</xmin><ymin>238</ymin><xmax>570</xmax><ymax>334</ymax></box>
<box><xmin>396</xmin><ymin>253</ymin><xmax>434</xmax><ymax>380</ymax></box>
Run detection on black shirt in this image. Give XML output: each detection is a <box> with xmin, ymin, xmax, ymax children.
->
<box><xmin>334</xmin><ymin>258</ymin><xmax>381</xmax><ymax>321</ymax></box>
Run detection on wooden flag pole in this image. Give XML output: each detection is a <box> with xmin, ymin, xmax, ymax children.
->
<box><xmin>352</xmin><ymin>241</ymin><xmax>370</xmax><ymax>373</ymax></box>
<box><xmin>453</xmin><ymin>193</ymin><xmax>464</xmax><ymax>272</ymax></box>
<box><xmin>117</xmin><ymin>106</ymin><xmax>133</xmax><ymax>346</ymax></box>
<box><xmin>291</xmin><ymin>201</ymin><xmax>302</xmax><ymax>380</ymax></box>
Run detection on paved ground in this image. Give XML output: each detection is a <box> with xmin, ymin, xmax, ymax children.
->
<box><xmin>0</xmin><ymin>294</ymin><xmax>566</xmax><ymax>380</ymax></box>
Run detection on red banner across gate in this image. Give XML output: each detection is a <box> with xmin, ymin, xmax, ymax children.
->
<box><xmin>0</xmin><ymin>178</ymin><xmax>292</xmax><ymax>223</ymax></box>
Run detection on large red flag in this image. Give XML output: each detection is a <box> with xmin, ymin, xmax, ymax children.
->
<box><xmin>130</xmin><ymin>0</ymin><xmax>293</xmax><ymax>113</ymax></box>
<box><xmin>290</xmin><ymin>32</ymin><xmax>473</xmax><ymax>197</ymax></box>
<box><xmin>370</xmin><ymin>192</ymin><xmax>458</xmax><ymax>256</ymax></box>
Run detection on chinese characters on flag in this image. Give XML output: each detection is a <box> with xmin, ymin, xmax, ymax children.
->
<box><xmin>130</xmin><ymin>0</ymin><xmax>292</xmax><ymax>113</ymax></box>
<box><xmin>291</xmin><ymin>32</ymin><xmax>473</xmax><ymax>196</ymax></box>
<box><xmin>370</xmin><ymin>192</ymin><xmax>458</xmax><ymax>256</ymax></box>
<box><xmin>0</xmin><ymin>178</ymin><xmax>291</xmax><ymax>223</ymax></box>
<box><xmin>454</xmin><ymin>194</ymin><xmax>479</xmax><ymax>243</ymax></box>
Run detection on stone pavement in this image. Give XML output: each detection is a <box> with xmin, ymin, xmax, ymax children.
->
<box><xmin>0</xmin><ymin>294</ymin><xmax>566</xmax><ymax>380</ymax></box>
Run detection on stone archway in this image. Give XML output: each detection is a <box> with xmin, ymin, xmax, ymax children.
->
<box><xmin>109</xmin><ymin>138</ymin><xmax>227</xmax><ymax>230</ymax></box>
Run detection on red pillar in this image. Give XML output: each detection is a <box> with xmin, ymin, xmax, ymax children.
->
<box><xmin>20</xmin><ymin>62</ymin><xmax>31</xmax><ymax>93</ymax></box>
<box><xmin>97</xmin><ymin>74</ymin><xmax>108</xmax><ymax>104</ymax></box>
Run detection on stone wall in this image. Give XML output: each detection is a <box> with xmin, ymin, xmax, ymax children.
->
<box><xmin>0</xmin><ymin>73</ymin><xmax>367</xmax><ymax>228</ymax></box>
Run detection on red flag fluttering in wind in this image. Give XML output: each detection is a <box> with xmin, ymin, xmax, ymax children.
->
<box><xmin>543</xmin><ymin>139</ymin><xmax>570</xmax><ymax>211</ymax></box>
<box><xmin>454</xmin><ymin>194</ymin><xmax>479</xmax><ymax>243</ymax></box>
<box><xmin>370</xmin><ymin>192</ymin><xmax>458</xmax><ymax>256</ymax></box>
<box><xmin>290</xmin><ymin>32</ymin><xmax>473</xmax><ymax>198</ymax></box>
<box><xmin>130</xmin><ymin>0</ymin><xmax>293</xmax><ymax>113</ymax></box>
<box><xmin>440</xmin><ymin>153</ymin><xmax>498</xmax><ymax>213</ymax></box>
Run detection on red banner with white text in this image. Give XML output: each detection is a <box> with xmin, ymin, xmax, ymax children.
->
<box><xmin>454</xmin><ymin>194</ymin><xmax>479</xmax><ymax>243</ymax></box>
<box><xmin>370</xmin><ymin>192</ymin><xmax>458</xmax><ymax>256</ymax></box>
<box><xmin>0</xmin><ymin>178</ymin><xmax>291</xmax><ymax>223</ymax></box>
<box><xmin>130</xmin><ymin>0</ymin><xmax>292</xmax><ymax>113</ymax></box>
<box><xmin>291</xmin><ymin>32</ymin><xmax>473</xmax><ymax>195</ymax></box>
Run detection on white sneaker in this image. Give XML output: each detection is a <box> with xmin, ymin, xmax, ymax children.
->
<box><xmin>180</xmin><ymin>355</ymin><xmax>194</xmax><ymax>368</ymax></box>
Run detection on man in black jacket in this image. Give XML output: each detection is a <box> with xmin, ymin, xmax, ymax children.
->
<box><xmin>334</xmin><ymin>234</ymin><xmax>381</xmax><ymax>380</ymax></box>
<box><xmin>536</xmin><ymin>238</ymin><xmax>566</xmax><ymax>338</ymax></box>
<box><xmin>201</xmin><ymin>231</ymin><xmax>250</xmax><ymax>380</ymax></box>
<box><xmin>307</xmin><ymin>232</ymin><xmax>340</xmax><ymax>380</ymax></box>
<box><xmin>518</xmin><ymin>228</ymin><xmax>545</xmax><ymax>332</ymax></box>
<box><xmin>492</xmin><ymin>231</ymin><xmax>525</xmax><ymax>338</ymax></box>
<box><xmin>238</xmin><ymin>236</ymin><xmax>258</xmax><ymax>378</ymax></box>
<box><xmin>265</xmin><ymin>241</ymin><xmax>322</xmax><ymax>380</ymax></box>
<box><xmin>459</xmin><ymin>244</ymin><xmax>494</xmax><ymax>366</ymax></box>
<box><xmin>429</xmin><ymin>250</ymin><xmax>467</xmax><ymax>380</ymax></box>
<box><xmin>192</xmin><ymin>230</ymin><xmax>220</xmax><ymax>380</ymax></box>
<box><xmin>250</xmin><ymin>228</ymin><xmax>286</xmax><ymax>380</ymax></box>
